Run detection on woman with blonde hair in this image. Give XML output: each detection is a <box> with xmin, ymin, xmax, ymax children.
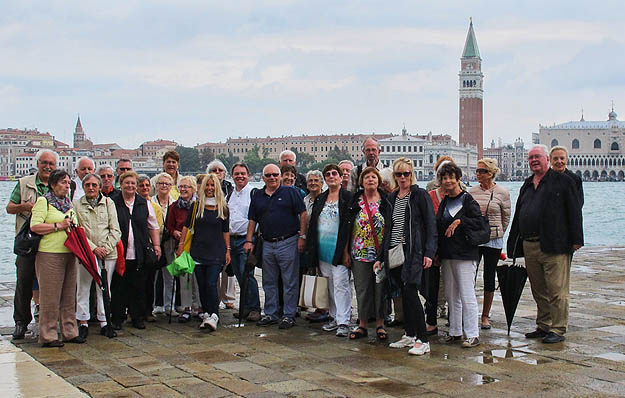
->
<box><xmin>469</xmin><ymin>158</ymin><xmax>511</xmax><ymax>329</ymax></box>
<box><xmin>177</xmin><ymin>173</ymin><xmax>230</xmax><ymax>331</ymax></box>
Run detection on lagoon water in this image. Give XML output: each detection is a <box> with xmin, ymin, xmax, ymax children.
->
<box><xmin>0</xmin><ymin>180</ymin><xmax>623</xmax><ymax>282</ymax></box>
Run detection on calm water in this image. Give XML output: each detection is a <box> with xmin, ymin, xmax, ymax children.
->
<box><xmin>0</xmin><ymin>180</ymin><xmax>623</xmax><ymax>281</ymax></box>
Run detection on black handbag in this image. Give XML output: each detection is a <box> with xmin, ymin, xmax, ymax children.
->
<box><xmin>14</xmin><ymin>216</ymin><xmax>42</xmax><ymax>257</ymax></box>
<box><xmin>464</xmin><ymin>192</ymin><xmax>492</xmax><ymax>246</ymax></box>
<box><xmin>143</xmin><ymin>244</ymin><xmax>159</xmax><ymax>269</ymax></box>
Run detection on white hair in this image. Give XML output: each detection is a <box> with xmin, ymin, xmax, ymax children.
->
<box><xmin>306</xmin><ymin>170</ymin><xmax>323</xmax><ymax>180</ymax></box>
<box><xmin>279</xmin><ymin>149</ymin><xmax>296</xmax><ymax>162</ymax></box>
<box><xmin>262</xmin><ymin>163</ymin><xmax>280</xmax><ymax>175</ymax></box>
<box><xmin>35</xmin><ymin>149</ymin><xmax>59</xmax><ymax>164</ymax></box>
<box><xmin>435</xmin><ymin>160</ymin><xmax>451</xmax><ymax>173</ymax></box>
<box><xmin>338</xmin><ymin>160</ymin><xmax>354</xmax><ymax>168</ymax></box>
<box><xmin>531</xmin><ymin>144</ymin><xmax>549</xmax><ymax>156</ymax></box>
<box><xmin>76</xmin><ymin>156</ymin><xmax>95</xmax><ymax>169</ymax></box>
<box><xmin>96</xmin><ymin>164</ymin><xmax>114</xmax><ymax>174</ymax></box>
<box><xmin>206</xmin><ymin>159</ymin><xmax>227</xmax><ymax>174</ymax></box>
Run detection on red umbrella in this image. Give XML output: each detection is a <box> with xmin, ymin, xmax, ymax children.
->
<box><xmin>65</xmin><ymin>225</ymin><xmax>101</xmax><ymax>286</ymax></box>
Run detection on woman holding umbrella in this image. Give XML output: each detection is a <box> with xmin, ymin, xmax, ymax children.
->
<box><xmin>177</xmin><ymin>173</ymin><xmax>230</xmax><ymax>331</ymax></box>
<box><xmin>74</xmin><ymin>173</ymin><xmax>122</xmax><ymax>338</ymax></box>
<box><xmin>30</xmin><ymin>169</ymin><xmax>82</xmax><ymax>347</ymax></box>
<box><xmin>110</xmin><ymin>171</ymin><xmax>161</xmax><ymax>330</ymax></box>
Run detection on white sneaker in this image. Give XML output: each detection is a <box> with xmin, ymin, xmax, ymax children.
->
<box><xmin>199</xmin><ymin>313</ymin><xmax>210</xmax><ymax>329</ymax></box>
<box><xmin>389</xmin><ymin>334</ymin><xmax>416</xmax><ymax>348</ymax></box>
<box><xmin>152</xmin><ymin>306</ymin><xmax>165</xmax><ymax>315</ymax></box>
<box><xmin>167</xmin><ymin>308</ymin><xmax>180</xmax><ymax>317</ymax></box>
<box><xmin>321</xmin><ymin>320</ymin><xmax>338</xmax><ymax>332</ymax></box>
<box><xmin>206</xmin><ymin>313</ymin><xmax>219</xmax><ymax>331</ymax></box>
<box><xmin>408</xmin><ymin>340</ymin><xmax>431</xmax><ymax>356</ymax></box>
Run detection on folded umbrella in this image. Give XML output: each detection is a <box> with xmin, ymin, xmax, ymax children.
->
<box><xmin>166</xmin><ymin>252</ymin><xmax>196</xmax><ymax>323</ymax></box>
<box><xmin>237</xmin><ymin>252</ymin><xmax>258</xmax><ymax>327</ymax></box>
<box><xmin>496</xmin><ymin>261</ymin><xmax>528</xmax><ymax>335</ymax></box>
<box><xmin>97</xmin><ymin>258</ymin><xmax>116</xmax><ymax>338</ymax></box>
<box><xmin>65</xmin><ymin>225</ymin><xmax>101</xmax><ymax>286</ymax></box>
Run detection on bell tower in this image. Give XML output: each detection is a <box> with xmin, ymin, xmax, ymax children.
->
<box><xmin>459</xmin><ymin>18</ymin><xmax>484</xmax><ymax>158</ymax></box>
<box><xmin>74</xmin><ymin>115</ymin><xmax>86</xmax><ymax>148</ymax></box>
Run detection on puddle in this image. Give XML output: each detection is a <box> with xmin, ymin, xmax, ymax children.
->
<box><xmin>457</xmin><ymin>374</ymin><xmax>500</xmax><ymax>385</ymax></box>
<box><xmin>594</xmin><ymin>352</ymin><xmax>625</xmax><ymax>362</ymax></box>
<box><xmin>607</xmin><ymin>301</ymin><xmax>625</xmax><ymax>307</ymax></box>
<box><xmin>256</xmin><ymin>333</ymin><xmax>267</xmax><ymax>338</ymax></box>
<box><xmin>309</xmin><ymin>332</ymin><xmax>320</xmax><ymax>336</ymax></box>
<box><xmin>429</xmin><ymin>351</ymin><xmax>450</xmax><ymax>360</ymax></box>
<box><xmin>349</xmin><ymin>347</ymin><xmax>361</xmax><ymax>352</ymax></box>
<box><xmin>467</xmin><ymin>355</ymin><xmax>499</xmax><ymax>364</ymax></box>
<box><xmin>514</xmin><ymin>356</ymin><xmax>552</xmax><ymax>365</ymax></box>
<box><xmin>483</xmin><ymin>349</ymin><xmax>526</xmax><ymax>359</ymax></box>
<box><xmin>233</xmin><ymin>352</ymin><xmax>249</xmax><ymax>358</ymax></box>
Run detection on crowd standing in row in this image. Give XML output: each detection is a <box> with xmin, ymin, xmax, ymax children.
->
<box><xmin>8</xmin><ymin>138</ymin><xmax>583</xmax><ymax>353</ymax></box>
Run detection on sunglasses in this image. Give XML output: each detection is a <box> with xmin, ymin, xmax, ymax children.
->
<box><xmin>118</xmin><ymin>167</ymin><xmax>131</xmax><ymax>171</ymax></box>
<box><xmin>210</xmin><ymin>168</ymin><xmax>225</xmax><ymax>173</ymax></box>
<box><xmin>476</xmin><ymin>168</ymin><xmax>489</xmax><ymax>174</ymax></box>
<box><xmin>264</xmin><ymin>173</ymin><xmax>280</xmax><ymax>178</ymax></box>
<box><xmin>325</xmin><ymin>170</ymin><xmax>339</xmax><ymax>177</ymax></box>
<box><xmin>394</xmin><ymin>171</ymin><xmax>412</xmax><ymax>178</ymax></box>
<box><xmin>100</xmin><ymin>174</ymin><xmax>114</xmax><ymax>179</ymax></box>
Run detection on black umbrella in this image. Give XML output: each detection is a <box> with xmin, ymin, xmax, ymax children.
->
<box><xmin>496</xmin><ymin>262</ymin><xmax>528</xmax><ymax>335</ymax></box>
<box><xmin>237</xmin><ymin>253</ymin><xmax>258</xmax><ymax>327</ymax></box>
<box><xmin>97</xmin><ymin>259</ymin><xmax>116</xmax><ymax>338</ymax></box>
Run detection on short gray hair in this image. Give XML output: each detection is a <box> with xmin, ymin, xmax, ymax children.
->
<box><xmin>531</xmin><ymin>144</ymin><xmax>549</xmax><ymax>156</ymax></box>
<box><xmin>35</xmin><ymin>149</ymin><xmax>59</xmax><ymax>164</ymax></box>
<box><xmin>81</xmin><ymin>173</ymin><xmax>102</xmax><ymax>188</ymax></box>
<box><xmin>306</xmin><ymin>170</ymin><xmax>323</xmax><ymax>180</ymax></box>
<box><xmin>338</xmin><ymin>160</ymin><xmax>354</xmax><ymax>168</ymax></box>
<box><xmin>279</xmin><ymin>149</ymin><xmax>296</xmax><ymax>162</ymax></box>
<box><xmin>550</xmin><ymin>145</ymin><xmax>569</xmax><ymax>157</ymax></box>
<box><xmin>96</xmin><ymin>164</ymin><xmax>114</xmax><ymax>175</ymax></box>
<box><xmin>206</xmin><ymin>159</ymin><xmax>226</xmax><ymax>174</ymax></box>
<box><xmin>137</xmin><ymin>174</ymin><xmax>150</xmax><ymax>184</ymax></box>
<box><xmin>76</xmin><ymin>156</ymin><xmax>95</xmax><ymax>169</ymax></box>
<box><xmin>262</xmin><ymin>163</ymin><xmax>280</xmax><ymax>175</ymax></box>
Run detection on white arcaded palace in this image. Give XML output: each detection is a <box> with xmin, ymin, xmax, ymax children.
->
<box><xmin>539</xmin><ymin>108</ymin><xmax>625</xmax><ymax>181</ymax></box>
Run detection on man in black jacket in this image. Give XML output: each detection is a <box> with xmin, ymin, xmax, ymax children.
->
<box><xmin>507</xmin><ymin>145</ymin><xmax>583</xmax><ymax>344</ymax></box>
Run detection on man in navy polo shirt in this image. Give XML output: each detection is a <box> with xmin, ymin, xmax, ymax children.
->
<box><xmin>245</xmin><ymin>163</ymin><xmax>307</xmax><ymax>329</ymax></box>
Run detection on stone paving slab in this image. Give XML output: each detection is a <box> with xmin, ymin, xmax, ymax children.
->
<box><xmin>1</xmin><ymin>247</ymin><xmax>625</xmax><ymax>397</ymax></box>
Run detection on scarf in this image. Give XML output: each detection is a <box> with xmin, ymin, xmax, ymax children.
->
<box><xmin>45</xmin><ymin>191</ymin><xmax>72</xmax><ymax>214</ymax></box>
<box><xmin>86</xmin><ymin>193</ymin><xmax>102</xmax><ymax>209</ymax></box>
<box><xmin>176</xmin><ymin>197</ymin><xmax>192</xmax><ymax>210</ymax></box>
<box><xmin>205</xmin><ymin>197</ymin><xmax>217</xmax><ymax>206</ymax></box>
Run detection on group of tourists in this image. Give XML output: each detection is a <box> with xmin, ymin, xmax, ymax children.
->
<box><xmin>8</xmin><ymin>138</ymin><xmax>583</xmax><ymax>354</ymax></box>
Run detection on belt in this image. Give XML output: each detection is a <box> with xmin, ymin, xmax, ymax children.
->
<box><xmin>263</xmin><ymin>232</ymin><xmax>298</xmax><ymax>243</ymax></box>
<box><xmin>523</xmin><ymin>236</ymin><xmax>540</xmax><ymax>242</ymax></box>
<box><xmin>231</xmin><ymin>235</ymin><xmax>247</xmax><ymax>239</ymax></box>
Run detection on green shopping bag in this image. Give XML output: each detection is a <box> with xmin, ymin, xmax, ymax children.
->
<box><xmin>166</xmin><ymin>251</ymin><xmax>196</xmax><ymax>277</ymax></box>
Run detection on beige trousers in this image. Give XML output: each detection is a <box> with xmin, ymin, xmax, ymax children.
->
<box><xmin>35</xmin><ymin>252</ymin><xmax>78</xmax><ymax>343</ymax></box>
<box><xmin>523</xmin><ymin>241</ymin><xmax>571</xmax><ymax>336</ymax></box>
<box><xmin>219</xmin><ymin>270</ymin><xmax>236</xmax><ymax>305</ymax></box>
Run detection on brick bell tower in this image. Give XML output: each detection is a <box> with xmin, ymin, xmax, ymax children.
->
<box><xmin>459</xmin><ymin>18</ymin><xmax>483</xmax><ymax>159</ymax></box>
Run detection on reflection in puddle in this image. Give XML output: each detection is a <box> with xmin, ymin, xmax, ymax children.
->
<box><xmin>467</xmin><ymin>354</ymin><xmax>499</xmax><ymax>364</ymax></box>
<box><xmin>483</xmin><ymin>349</ymin><xmax>526</xmax><ymax>359</ymax></box>
<box><xmin>514</xmin><ymin>356</ymin><xmax>551</xmax><ymax>365</ymax></box>
<box><xmin>457</xmin><ymin>374</ymin><xmax>500</xmax><ymax>385</ymax></box>
<box><xmin>233</xmin><ymin>352</ymin><xmax>249</xmax><ymax>358</ymax></box>
<box><xmin>256</xmin><ymin>333</ymin><xmax>267</xmax><ymax>338</ymax></box>
<box><xmin>429</xmin><ymin>351</ymin><xmax>450</xmax><ymax>360</ymax></box>
<box><xmin>309</xmin><ymin>332</ymin><xmax>320</xmax><ymax>336</ymax></box>
<box><xmin>349</xmin><ymin>347</ymin><xmax>361</xmax><ymax>352</ymax></box>
<box><xmin>595</xmin><ymin>352</ymin><xmax>625</xmax><ymax>362</ymax></box>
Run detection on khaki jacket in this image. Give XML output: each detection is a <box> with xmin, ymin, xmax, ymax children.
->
<box><xmin>73</xmin><ymin>195</ymin><xmax>122</xmax><ymax>260</ymax></box>
<box><xmin>469</xmin><ymin>183</ymin><xmax>511</xmax><ymax>240</ymax></box>
<box><xmin>15</xmin><ymin>175</ymin><xmax>39</xmax><ymax>233</ymax></box>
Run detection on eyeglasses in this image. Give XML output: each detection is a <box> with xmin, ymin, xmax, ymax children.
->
<box><xmin>325</xmin><ymin>171</ymin><xmax>339</xmax><ymax>177</ymax></box>
<box><xmin>157</xmin><ymin>182</ymin><xmax>172</xmax><ymax>186</ymax></box>
<box><xmin>100</xmin><ymin>174</ymin><xmax>114</xmax><ymax>179</ymax></box>
<box><xmin>38</xmin><ymin>161</ymin><xmax>56</xmax><ymax>166</ymax></box>
<box><xmin>179</xmin><ymin>185</ymin><xmax>192</xmax><ymax>189</ymax></box>
<box><xmin>394</xmin><ymin>171</ymin><xmax>412</xmax><ymax>178</ymax></box>
<box><xmin>118</xmin><ymin>167</ymin><xmax>131</xmax><ymax>172</ymax></box>
<box><xmin>264</xmin><ymin>173</ymin><xmax>280</xmax><ymax>178</ymax></box>
<box><xmin>476</xmin><ymin>168</ymin><xmax>489</xmax><ymax>174</ymax></box>
<box><xmin>210</xmin><ymin>168</ymin><xmax>225</xmax><ymax>173</ymax></box>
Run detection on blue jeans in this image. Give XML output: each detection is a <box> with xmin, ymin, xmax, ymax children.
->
<box><xmin>194</xmin><ymin>263</ymin><xmax>222</xmax><ymax>316</ymax></box>
<box><xmin>262</xmin><ymin>235</ymin><xmax>299</xmax><ymax>320</ymax></box>
<box><xmin>231</xmin><ymin>236</ymin><xmax>261</xmax><ymax>312</ymax></box>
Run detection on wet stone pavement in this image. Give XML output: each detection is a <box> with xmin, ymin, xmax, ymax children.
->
<box><xmin>1</xmin><ymin>246</ymin><xmax>625</xmax><ymax>397</ymax></box>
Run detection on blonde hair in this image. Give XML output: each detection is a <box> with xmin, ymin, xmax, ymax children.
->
<box><xmin>178</xmin><ymin>175</ymin><xmax>197</xmax><ymax>192</ymax></box>
<box><xmin>197</xmin><ymin>173</ymin><xmax>228</xmax><ymax>220</ymax></box>
<box><xmin>155</xmin><ymin>172</ymin><xmax>174</xmax><ymax>185</ymax></box>
<box><xmin>477</xmin><ymin>158</ymin><xmax>500</xmax><ymax>178</ymax></box>
<box><xmin>379</xmin><ymin>167</ymin><xmax>396</xmax><ymax>192</ymax></box>
<box><xmin>392</xmin><ymin>157</ymin><xmax>417</xmax><ymax>186</ymax></box>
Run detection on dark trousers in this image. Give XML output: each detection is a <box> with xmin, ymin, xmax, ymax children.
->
<box><xmin>402</xmin><ymin>282</ymin><xmax>428</xmax><ymax>342</ymax></box>
<box><xmin>478</xmin><ymin>246</ymin><xmax>502</xmax><ymax>292</ymax></box>
<box><xmin>424</xmin><ymin>265</ymin><xmax>440</xmax><ymax>327</ymax></box>
<box><xmin>144</xmin><ymin>267</ymin><xmax>157</xmax><ymax>316</ymax></box>
<box><xmin>194</xmin><ymin>264</ymin><xmax>222</xmax><ymax>316</ymax></box>
<box><xmin>13</xmin><ymin>255</ymin><xmax>36</xmax><ymax>326</ymax></box>
<box><xmin>231</xmin><ymin>237</ymin><xmax>260</xmax><ymax>312</ymax></box>
<box><xmin>111</xmin><ymin>261</ymin><xmax>147</xmax><ymax>323</ymax></box>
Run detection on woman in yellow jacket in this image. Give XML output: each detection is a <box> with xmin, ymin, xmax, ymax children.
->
<box><xmin>30</xmin><ymin>170</ymin><xmax>82</xmax><ymax>347</ymax></box>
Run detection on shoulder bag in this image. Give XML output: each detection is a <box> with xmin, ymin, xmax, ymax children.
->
<box><xmin>14</xmin><ymin>197</ymin><xmax>47</xmax><ymax>257</ymax></box>
<box><xmin>362</xmin><ymin>194</ymin><xmax>384</xmax><ymax>261</ymax></box>
<box><xmin>250</xmin><ymin>192</ymin><xmax>275</xmax><ymax>269</ymax></box>
<box><xmin>464</xmin><ymin>192</ymin><xmax>492</xmax><ymax>246</ymax></box>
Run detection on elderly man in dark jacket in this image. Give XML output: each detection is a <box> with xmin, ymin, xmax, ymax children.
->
<box><xmin>507</xmin><ymin>145</ymin><xmax>583</xmax><ymax>344</ymax></box>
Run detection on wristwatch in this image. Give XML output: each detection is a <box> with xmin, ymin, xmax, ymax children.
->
<box><xmin>299</xmin><ymin>234</ymin><xmax>306</xmax><ymax>239</ymax></box>
<box><xmin>54</xmin><ymin>223</ymin><xmax>58</xmax><ymax>232</ymax></box>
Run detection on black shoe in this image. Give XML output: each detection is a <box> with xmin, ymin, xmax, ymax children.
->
<box><xmin>525</xmin><ymin>328</ymin><xmax>548</xmax><ymax>339</ymax></box>
<box><xmin>42</xmin><ymin>340</ymin><xmax>64</xmax><ymax>348</ymax></box>
<box><xmin>256</xmin><ymin>316</ymin><xmax>278</xmax><ymax>327</ymax></box>
<box><xmin>278</xmin><ymin>317</ymin><xmax>295</xmax><ymax>330</ymax></box>
<box><xmin>12</xmin><ymin>323</ymin><xmax>27</xmax><ymax>340</ymax></box>
<box><xmin>111</xmin><ymin>321</ymin><xmax>122</xmax><ymax>331</ymax></box>
<box><xmin>78</xmin><ymin>325</ymin><xmax>89</xmax><ymax>340</ymax></box>
<box><xmin>426</xmin><ymin>327</ymin><xmax>439</xmax><ymax>336</ymax></box>
<box><xmin>132</xmin><ymin>320</ymin><xmax>146</xmax><ymax>329</ymax></box>
<box><xmin>542</xmin><ymin>332</ymin><xmax>565</xmax><ymax>344</ymax></box>
<box><xmin>66</xmin><ymin>336</ymin><xmax>86</xmax><ymax>344</ymax></box>
<box><xmin>233</xmin><ymin>310</ymin><xmax>250</xmax><ymax>320</ymax></box>
<box><xmin>100</xmin><ymin>325</ymin><xmax>117</xmax><ymax>338</ymax></box>
<box><xmin>386</xmin><ymin>318</ymin><xmax>403</xmax><ymax>327</ymax></box>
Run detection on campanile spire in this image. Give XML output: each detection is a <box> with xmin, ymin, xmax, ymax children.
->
<box><xmin>459</xmin><ymin>19</ymin><xmax>484</xmax><ymax>158</ymax></box>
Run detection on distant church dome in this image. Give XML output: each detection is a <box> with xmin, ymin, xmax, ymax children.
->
<box><xmin>608</xmin><ymin>109</ymin><xmax>618</xmax><ymax>120</ymax></box>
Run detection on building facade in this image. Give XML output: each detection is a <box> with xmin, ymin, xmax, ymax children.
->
<box><xmin>539</xmin><ymin>109</ymin><xmax>625</xmax><ymax>181</ymax></box>
<box><xmin>484</xmin><ymin>138</ymin><xmax>530</xmax><ymax>181</ymax></box>
<box><xmin>459</xmin><ymin>20</ymin><xmax>484</xmax><ymax>159</ymax></box>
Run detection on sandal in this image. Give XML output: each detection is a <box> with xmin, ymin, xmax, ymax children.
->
<box><xmin>376</xmin><ymin>326</ymin><xmax>388</xmax><ymax>341</ymax></box>
<box><xmin>349</xmin><ymin>326</ymin><xmax>368</xmax><ymax>340</ymax></box>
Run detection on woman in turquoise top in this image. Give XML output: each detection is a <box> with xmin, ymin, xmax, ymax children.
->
<box><xmin>30</xmin><ymin>169</ymin><xmax>82</xmax><ymax>347</ymax></box>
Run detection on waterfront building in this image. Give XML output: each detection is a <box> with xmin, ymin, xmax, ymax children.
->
<box><xmin>484</xmin><ymin>138</ymin><xmax>530</xmax><ymax>181</ymax></box>
<box><xmin>140</xmin><ymin>139</ymin><xmax>178</xmax><ymax>158</ymax></box>
<box><xmin>539</xmin><ymin>109</ymin><xmax>625</xmax><ymax>181</ymax></box>
<box><xmin>459</xmin><ymin>19</ymin><xmax>484</xmax><ymax>159</ymax></box>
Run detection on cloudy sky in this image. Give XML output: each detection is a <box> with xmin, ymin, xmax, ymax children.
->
<box><xmin>1</xmin><ymin>1</ymin><xmax>624</xmax><ymax>149</ymax></box>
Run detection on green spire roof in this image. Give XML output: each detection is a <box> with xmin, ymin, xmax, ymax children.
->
<box><xmin>462</xmin><ymin>20</ymin><xmax>480</xmax><ymax>59</ymax></box>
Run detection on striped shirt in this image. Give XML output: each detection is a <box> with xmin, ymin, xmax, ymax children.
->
<box><xmin>390</xmin><ymin>193</ymin><xmax>410</xmax><ymax>248</ymax></box>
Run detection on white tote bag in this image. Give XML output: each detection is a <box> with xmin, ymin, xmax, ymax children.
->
<box><xmin>298</xmin><ymin>274</ymin><xmax>329</xmax><ymax>310</ymax></box>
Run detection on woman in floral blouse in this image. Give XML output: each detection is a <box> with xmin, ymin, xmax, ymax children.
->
<box><xmin>339</xmin><ymin>167</ymin><xmax>392</xmax><ymax>340</ymax></box>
